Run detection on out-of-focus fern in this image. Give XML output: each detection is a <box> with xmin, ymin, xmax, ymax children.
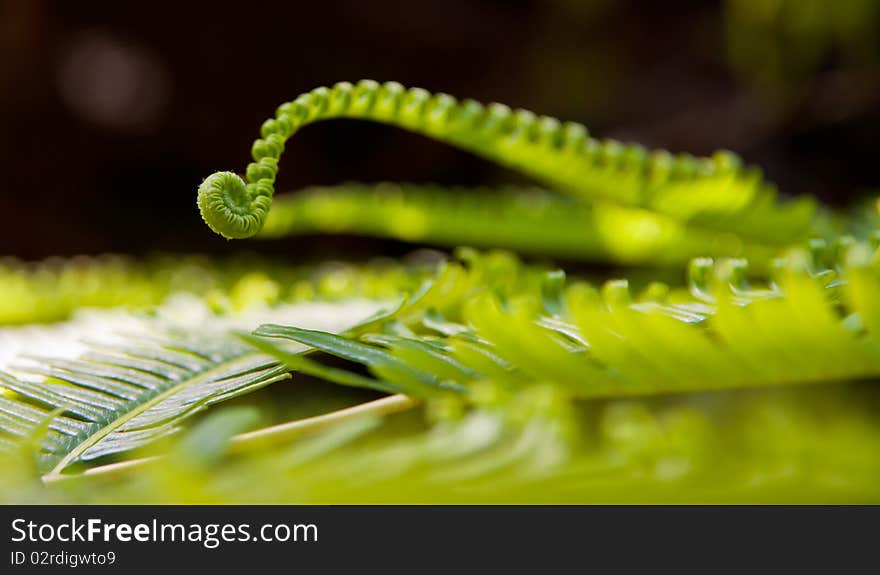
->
<box><xmin>252</xmin><ymin>241</ymin><xmax>880</xmax><ymax>399</ymax></box>
<box><xmin>0</xmin><ymin>254</ymin><xmax>428</xmax><ymax>325</ymax></box>
<box><xmin>0</xmin><ymin>255</ymin><xmax>181</xmax><ymax>325</ymax></box>
<box><xmin>11</xmin><ymin>382</ymin><xmax>878</xmax><ymax>504</ymax></box>
<box><xmin>259</xmin><ymin>183</ymin><xmax>783</xmax><ymax>266</ymax></box>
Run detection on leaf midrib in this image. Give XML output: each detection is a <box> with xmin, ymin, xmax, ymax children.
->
<box><xmin>43</xmin><ymin>351</ymin><xmax>283</xmax><ymax>479</ymax></box>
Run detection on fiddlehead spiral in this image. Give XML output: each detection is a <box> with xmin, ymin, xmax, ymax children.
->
<box><xmin>198</xmin><ymin>171</ymin><xmax>275</xmax><ymax>239</ymax></box>
<box><xmin>198</xmin><ymin>79</ymin><xmax>814</xmax><ymax>241</ymax></box>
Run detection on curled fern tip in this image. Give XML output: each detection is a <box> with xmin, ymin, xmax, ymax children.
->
<box><xmin>197</xmin><ymin>171</ymin><xmax>272</xmax><ymax>239</ymax></box>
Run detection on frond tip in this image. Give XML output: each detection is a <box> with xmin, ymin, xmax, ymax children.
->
<box><xmin>198</xmin><ymin>170</ymin><xmax>275</xmax><ymax>239</ymax></box>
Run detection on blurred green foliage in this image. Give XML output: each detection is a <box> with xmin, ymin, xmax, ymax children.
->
<box><xmin>726</xmin><ymin>0</ymin><xmax>879</xmax><ymax>103</ymax></box>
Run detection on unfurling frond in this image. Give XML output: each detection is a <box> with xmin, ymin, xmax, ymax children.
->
<box><xmin>197</xmin><ymin>80</ymin><xmax>816</xmax><ymax>256</ymax></box>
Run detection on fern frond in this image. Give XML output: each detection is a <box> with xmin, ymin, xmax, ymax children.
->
<box><xmin>1</xmin><ymin>245</ymin><xmax>877</xmax><ymax>502</ymax></box>
<box><xmin>252</xmin><ymin>241</ymin><xmax>880</xmax><ymax>399</ymax></box>
<box><xmin>259</xmin><ymin>183</ymin><xmax>786</xmax><ymax>265</ymax></box>
<box><xmin>0</xmin><ymin>333</ymin><xmax>290</xmax><ymax>478</ymax></box>
<box><xmin>0</xmin><ymin>253</ymin><xmax>440</xmax><ymax>477</ymax></box>
<box><xmin>197</xmin><ymin>80</ymin><xmax>816</xmax><ymax>246</ymax></box>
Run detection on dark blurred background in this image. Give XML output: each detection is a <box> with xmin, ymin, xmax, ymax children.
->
<box><xmin>1</xmin><ymin>0</ymin><xmax>879</xmax><ymax>259</ymax></box>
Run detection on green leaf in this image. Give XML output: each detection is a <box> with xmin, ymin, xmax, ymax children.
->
<box><xmin>0</xmin><ymin>334</ymin><xmax>290</xmax><ymax>477</ymax></box>
<box><xmin>252</xmin><ymin>324</ymin><xmax>446</xmax><ymax>396</ymax></box>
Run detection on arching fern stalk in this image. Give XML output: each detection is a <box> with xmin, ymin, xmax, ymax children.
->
<box><xmin>198</xmin><ymin>80</ymin><xmax>816</xmax><ymax>252</ymax></box>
